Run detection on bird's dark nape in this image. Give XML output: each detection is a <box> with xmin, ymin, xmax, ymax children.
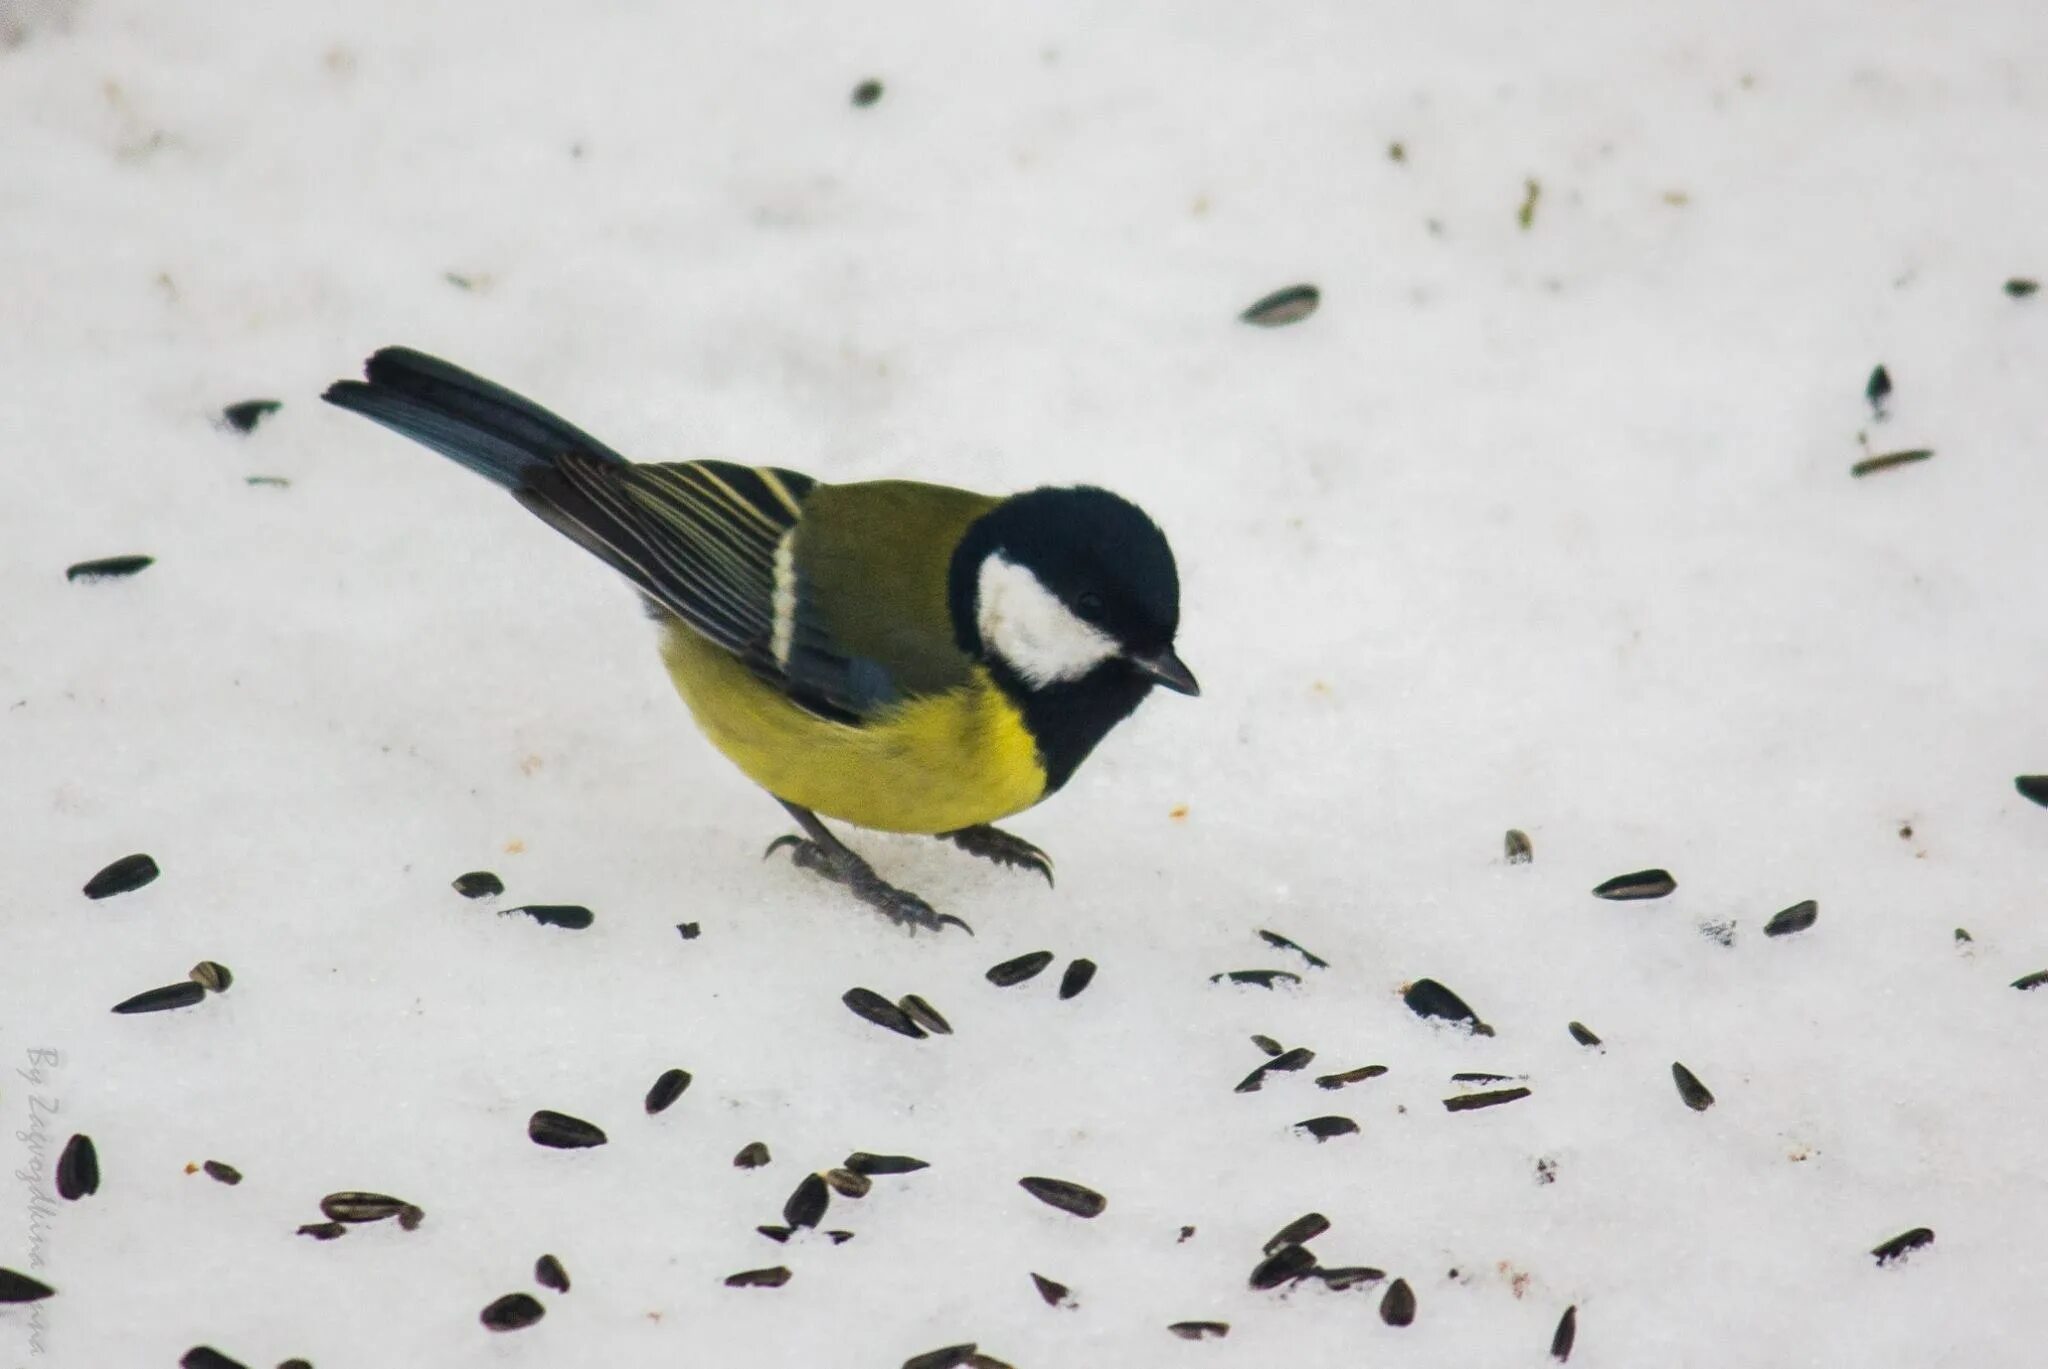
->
<box><xmin>321</xmin><ymin>347</ymin><xmax>627</xmax><ymax>489</ymax></box>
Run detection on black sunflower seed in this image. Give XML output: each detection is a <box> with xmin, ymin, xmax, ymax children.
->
<box><xmin>1241</xmin><ymin>283</ymin><xmax>1320</xmax><ymax>327</ymax></box>
<box><xmin>1444</xmin><ymin>1087</ymin><xmax>1532</xmax><ymax>1112</ymax></box>
<box><xmin>56</xmin><ymin>1133</ymin><xmax>98</xmax><ymax>1200</ymax></box>
<box><xmin>986</xmin><ymin>951</ymin><xmax>1055</xmax><ymax>987</ymax></box>
<box><xmin>112</xmin><ymin>981</ymin><xmax>206</xmax><ymax>1014</ymax></box>
<box><xmin>1210</xmin><ymin>970</ymin><xmax>1300</xmax><ymax>989</ymax></box>
<box><xmin>964</xmin><ymin>1355</ymin><xmax>1013</xmax><ymax>1369</ymax></box>
<box><xmin>1167</xmin><ymin>1321</ymin><xmax>1229</xmax><ymax>1340</ymax></box>
<box><xmin>843</xmin><ymin>987</ymin><xmax>926</xmax><ymax>1038</ymax></box>
<box><xmin>1250</xmin><ymin>1243</ymin><xmax>1317</xmax><ymax>1289</ymax></box>
<box><xmin>1314</xmin><ymin>1266</ymin><xmax>1385</xmax><ymax>1290</ymax></box>
<box><xmin>898</xmin><ymin>994</ymin><xmax>952</xmax><ymax>1035</ymax></box>
<box><xmin>398</xmin><ymin>1204</ymin><xmax>425</xmax><ymax>1231</ymax></box>
<box><xmin>1592</xmin><ymin>869</ymin><xmax>1676</xmax><ymax>900</ymax></box>
<box><xmin>645</xmin><ymin>1067</ymin><xmax>692</xmax><ymax>1114</ymax></box>
<box><xmin>851</xmin><ymin>79</ymin><xmax>884</xmax><ymax>107</ymax></box>
<box><xmin>1019</xmin><ymin>1176</ymin><xmax>1105</xmax><ymax>1218</ymax></box>
<box><xmin>756</xmin><ymin>1225</ymin><xmax>792</xmax><ymax>1243</ymax></box>
<box><xmin>1294</xmin><ymin>1115</ymin><xmax>1359</xmax><ymax>1140</ymax></box>
<box><xmin>846</xmin><ymin>1152</ymin><xmax>928</xmax><ymax>1175</ymax></box>
<box><xmin>1380</xmin><ymin>1276</ymin><xmax>1416</xmax><ymax>1326</ymax></box>
<box><xmin>480</xmin><ymin>1291</ymin><xmax>545</xmax><ymax>1330</ymax></box>
<box><xmin>1403</xmin><ymin>978</ymin><xmax>1492</xmax><ymax>1034</ymax></box>
<box><xmin>504</xmin><ymin>903</ymin><xmax>593</xmax><ymax>930</ymax></box>
<box><xmin>1058</xmin><ymin>958</ymin><xmax>1097</xmax><ymax>999</ymax></box>
<box><xmin>1871</xmin><ymin>1227</ymin><xmax>1934</xmax><ymax>1265</ymax></box>
<box><xmin>1315</xmin><ymin>1064</ymin><xmax>1387</xmax><ymax>1089</ymax></box>
<box><xmin>1031</xmin><ymin>1272</ymin><xmax>1071</xmax><ymax>1306</ymax></box>
<box><xmin>1505</xmin><ymin>829</ymin><xmax>1533</xmax><ymax>863</ymax></box>
<box><xmin>902</xmin><ymin>1345</ymin><xmax>977</xmax><ymax>1369</ymax></box>
<box><xmin>528</xmin><ymin>1110</ymin><xmax>607</xmax><ymax>1149</ymax></box>
<box><xmin>784</xmin><ymin>1173</ymin><xmax>829</xmax><ymax>1228</ymax></box>
<box><xmin>1672</xmin><ymin>1062</ymin><xmax>1715</xmax><ymax>1111</ymax></box>
<box><xmin>1552</xmin><ymin>1303</ymin><xmax>1578</xmax><ymax>1360</ymax></box>
<box><xmin>1568</xmin><ymin>1021</ymin><xmax>1602</xmax><ymax>1047</ymax></box>
<box><xmin>2014</xmin><ymin>970</ymin><xmax>2048</xmax><ymax>991</ymax></box>
<box><xmin>1263</xmin><ymin>1212</ymin><xmax>1329</xmax><ymax>1254</ymax></box>
<box><xmin>1250</xmin><ymin>1034</ymin><xmax>1285</xmax><ymax>1056</ymax></box>
<box><xmin>83</xmin><ymin>852</ymin><xmax>158</xmax><ymax>899</ymax></box>
<box><xmin>202</xmin><ymin>1160</ymin><xmax>241</xmax><ymax>1185</ymax></box>
<box><xmin>1270</xmin><ymin>1047</ymin><xmax>1315</xmax><ymax>1071</ymax></box>
<box><xmin>534</xmin><ymin>1254</ymin><xmax>569</xmax><ymax>1293</ymax></box>
<box><xmin>180</xmin><ymin>1349</ymin><xmax>247</xmax><ymax>1369</ymax></box>
<box><xmin>823</xmin><ymin>1167</ymin><xmax>872</xmax><ymax>1199</ymax></box>
<box><xmin>1235</xmin><ymin>1064</ymin><xmax>1275</xmax><ymax>1093</ymax></box>
<box><xmin>2016</xmin><ymin>775</ymin><xmax>2048</xmax><ymax>807</ymax></box>
<box><xmin>0</xmin><ymin>1267</ymin><xmax>55</xmax><ymax>1302</ymax></box>
<box><xmin>1850</xmin><ymin>448</ymin><xmax>1933</xmax><ymax>478</ymax></box>
<box><xmin>1764</xmin><ymin>900</ymin><xmax>1818</xmax><ymax>937</ymax></box>
<box><xmin>320</xmin><ymin>1191</ymin><xmax>409</xmax><ymax>1223</ymax></box>
<box><xmin>735</xmin><ymin>1141</ymin><xmax>771</xmax><ymax>1168</ymax></box>
<box><xmin>1452</xmin><ymin>1071</ymin><xmax>1513</xmax><ymax>1083</ymax></box>
<box><xmin>675</xmin><ymin>921</ymin><xmax>701</xmax><ymax>940</ymax></box>
<box><xmin>187</xmin><ymin>961</ymin><xmax>232</xmax><ymax>994</ymax></box>
<box><xmin>67</xmin><ymin>554</ymin><xmax>153</xmax><ymax>581</ymax></box>
<box><xmin>451</xmin><ymin>870</ymin><xmax>502</xmax><ymax>899</ymax></box>
<box><xmin>1257</xmin><ymin>929</ymin><xmax>1329</xmax><ymax>969</ymax></box>
<box><xmin>1865</xmin><ymin>364</ymin><xmax>1892</xmax><ymax>416</ymax></box>
<box><xmin>220</xmin><ymin>399</ymin><xmax>282</xmax><ymax>432</ymax></box>
<box><xmin>2009</xmin><ymin>278</ymin><xmax>2041</xmax><ymax>298</ymax></box>
<box><xmin>296</xmin><ymin>1221</ymin><xmax>347</xmax><ymax>1241</ymax></box>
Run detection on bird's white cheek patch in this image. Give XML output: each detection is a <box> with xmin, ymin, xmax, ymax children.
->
<box><xmin>977</xmin><ymin>554</ymin><xmax>1118</xmax><ymax>687</ymax></box>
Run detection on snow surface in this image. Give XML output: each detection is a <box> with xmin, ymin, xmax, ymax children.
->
<box><xmin>6</xmin><ymin>1</ymin><xmax>2048</xmax><ymax>1365</ymax></box>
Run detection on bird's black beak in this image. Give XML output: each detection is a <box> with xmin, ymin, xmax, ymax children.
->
<box><xmin>1131</xmin><ymin>647</ymin><xmax>1200</xmax><ymax>696</ymax></box>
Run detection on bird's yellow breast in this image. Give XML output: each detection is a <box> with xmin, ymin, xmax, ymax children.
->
<box><xmin>657</xmin><ymin>620</ymin><xmax>1048</xmax><ymax>834</ymax></box>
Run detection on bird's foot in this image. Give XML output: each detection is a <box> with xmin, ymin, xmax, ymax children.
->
<box><xmin>765</xmin><ymin>835</ymin><xmax>972</xmax><ymax>935</ymax></box>
<box><xmin>939</xmin><ymin>825</ymin><xmax>1055</xmax><ymax>888</ymax></box>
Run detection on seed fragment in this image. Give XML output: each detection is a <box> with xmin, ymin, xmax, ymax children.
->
<box><xmin>1167</xmin><ymin>1321</ymin><xmax>1229</xmax><ymax>1340</ymax></box>
<box><xmin>645</xmin><ymin>1067</ymin><xmax>692</xmax><ymax>1114</ymax></box>
<box><xmin>1444</xmin><ymin>1087</ymin><xmax>1532</xmax><ymax>1112</ymax></box>
<box><xmin>1263</xmin><ymin>1212</ymin><xmax>1329</xmax><ymax>1254</ymax></box>
<box><xmin>735</xmin><ymin>1141</ymin><xmax>771</xmax><ymax>1168</ymax></box>
<box><xmin>451</xmin><ymin>870</ymin><xmax>502</xmax><ymax>899</ymax></box>
<box><xmin>784</xmin><ymin>1173</ymin><xmax>830</xmax><ymax>1228</ymax></box>
<box><xmin>1019</xmin><ymin>1175</ymin><xmax>1105</xmax><ymax>1218</ymax></box>
<box><xmin>528</xmin><ymin>1110</ymin><xmax>607</xmax><ymax>1149</ymax></box>
<box><xmin>986</xmin><ymin>951</ymin><xmax>1055</xmax><ymax>987</ymax></box>
<box><xmin>56</xmin><ymin>1133</ymin><xmax>98</xmax><ymax>1200</ymax></box>
<box><xmin>2011</xmin><ymin>970</ymin><xmax>2048</xmax><ymax>991</ymax></box>
<box><xmin>1452</xmin><ymin>1071</ymin><xmax>1514</xmax><ymax>1083</ymax></box>
<box><xmin>902</xmin><ymin>1345</ymin><xmax>977</xmax><ymax>1369</ymax></box>
<box><xmin>180</xmin><ymin>1349</ymin><xmax>247</xmax><ymax>1369</ymax></box>
<box><xmin>843</xmin><ymin>987</ymin><xmax>927</xmax><ymax>1038</ymax></box>
<box><xmin>0</xmin><ymin>1267</ymin><xmax>56</xmax><ymax>1302</ymax></box>
<box><xmin>1505</xmin><ymin>829</ymin><xmax>1533</xmax><ymax>863</ymax></box>
<box><xmin>1592</xmin><ymin>868</ymin><xmax>1676</xmax><ymax>900</ymax></box>
<box><xmin>756</xmin><ymin>1224</ymin><xmax>792</xmax><ymax>1243</ymax></box>
<box><xmin>1568</xmin><ymin>1021</ymin><xmax>1602</xmax><ymax>1047</ymax></box>
<box><xmin>823</xmin><ymin>1167</ymin><xmax>872</xmax><ymax>1199</ymax></box>
<box><xmin>1764</xmin><ymin>900</ymin><xmax>1818</xmax><ymax>937</ymax></box>
<box><xmin>2015</xmin><ymin>775</ymin><xmax>2048</xmax><ymax>807</ymax></box>
<box><xmin>480</xmin><ymin>1291</ymin><xmax>545</xmax><ymax>1330</ymax></box>
<box><xmin>1380</xmin><ymin>1277</ymin><xmax>1417</xmax><ymax>1326</ymax></box>
<box><xmin>220</xmin><ymin>399</ymin><xmax>282</xmax><ymax>432</ymax></box>
<box><xmin>1250</xmin><ymin>1034</ymin><xmax>1285</xmax><ymax>1056</ymax></box>
<box><xmin>1955</xmin><ymin>927</ymin><xmax>1973</xmax><ymax>943</ymax></box>
<box><xmin>112</xmin><ymin>981</ymin><xmax>206</xmax><ymax>1014</ymax></box>
<box><xmin>504</xmin><ymin>903</ymin><xmax>593</xmax><ymax>930</ymax></box>
<box><xmin>1865</xmin><ymin>364</ymin><xmax>1892</xmax><ymax>416</ymax></box>
<box><xmin>1294</xmin><ymin>1115</ymin><xmax>1359</xmax><ymax>1140</ymax></box>
<box><xmin>1241</xmin><ymin>283</ymin><xmax>1319</xmax><ymax>327</ymax></box>
<box><xmin>898</xmin><ymin>993</ymin><xmax>952</xmax><ymax>1035</ymax></box>
<box><xmin>188</xmin><ymin>960</ymin><xmax>233</xmax><ymax>993</ymax></box>
<box><xmin>1872</xmin><ymin>1227</ymin><xmax>1934</xmax><ymax>1265</ymax></box>
<box><xmin>1058</xmin><ymin>958</ymin><xmax>1097</xmax><ymax>999</ymax></box>
<box><xmin>534</xmin><ymin>1254</ymin><xmax>570</xmax><ymax>1293</ymax></box>
<box><xmin>202</xmin><ymin>1160</ymin><xmax>241</xmax><ymax>1185</ymax></box>
<box><xmin>1314</xmin><ymin>1266</ymin><xmax>1385</xmax><ymax>1290</ymax></box>
<box><xmin>320</xmin><ymin>1191</ymin><xmax>410</xmax><ymax>1223</ymax></box>
<box><xmin>1031</xmin><ymin>1272</ymin><xmax>1072</xmax><ymax>1307</ymax></box>
<box><xmin>2005</xmin><ymin>278</ymin><xmax>2039</xmax><ymax>298</ymax></box>
<box><xmin>1850</xmin><ymin>448</ymin><xmax>1933</xmax><ymax>478</ymax></box>
<box><xmin>1672</xmin><ymin>1062</ymin><xmax>1715</xmax><ymax>1111</ymax></box>
<box><xmin>1315</xmin><ymin>1064</ymin><xmax>1387</xmax><ymax>1089</ymax></box>
<box><xmin>826</xmin><ymin>1229</ymin><xmax>855</xmax><ymax>1245</ymax></box>
<box><xmin>1403</xmin><ymin>978</ymin><xmax>1493</xmax><ymax>1034</ymax></box>
<box><xmin>67</xmin><ymin>554</ymin><xmax>154</xmax><ymax>581</ymax></box>
<box><xmin>1251</xmin><ymin>1243</ymin><xmax>1316</xmax><ymax>1289</ymax></box>
<box><xmin>296</xmin><ymin>1221</ymin><xmax>347</xmax><ymax>1240</ymax></box>
<box><xmin>675</xmin><ymin>921</ymin><xmax>701</xmax><ymax>939</ymax></box>
<box><xmin>851</xmin><ymin>78</ymin><xmax>884</xmax><ymax>107</ymax></box>
<box><xmin>83</xmin><ymin>852</ymin><xmax>159</xmax><ymax>898</ymax></box>
<box><xmin>1552</xmin><ymin>1303</ymin><xmax>1578</xmax><ymax>1361</ymax></box>
<box><xmin>1210</xmin><ymin>969</ymin><xmax>1300</xmax><ymax>989</ymax></box>
<box><xmin>1257</xmin><ymin>929</ymin><xmax>1329</xmax><ymax>969</ymax></box>
<box><xmin>846</xmin><ymin>1151</ymin><xmax>928</xmax><ymax>1175</ymax></box>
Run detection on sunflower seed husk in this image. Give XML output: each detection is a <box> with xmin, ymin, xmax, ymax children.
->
<box><xmin>528</xmin><ymin>1110</ymin><xmax>607</xmax><ymax>1149</ymax></box>
<box><xmin>1672</xmin><ymin>1062</ymin><xmax>1715</xmax><ymax>1111</ymax></box>
<box><xmin>1257</xmin><ymin>929</ymin><xmax>1329</xmax><ymax>969</ymax></box>
<box><xmin>451</xmin><ymin>870</ymin><xmax>502</xmax><ymax>899</ymax></box>
<box><xmin>1505</xmin><ymin>829</ymin><xmax>1533</xmax><ymax>863</ymax></box>
<box><xmin>1031</xmin><ymin>1272</ymin><xmax>1071</xmax><ymax>1306</ymax></box>
<box><xmin>1241</xmin><ymin>283</ymin><xmax>1319</xmax><ymax>327</ymax></box>
<box><xmin>645</xmin><ymin>1067</ymin><xmax>692</xmax><ymax>1114</ymax></box>
<box><xmin>320</xmin><ymin>1191</ymin><xmax>410</xmax><ymax>1223</ymax></box>
<box><xmin>1268</xmin><ymin>1047</ymin><xmax>1314</xmax><ymax>1072</ymax></box>
<box><xmin>179</xmin><ymin>1349</ymin><xmax>247</xmax><ymax>1369</ymax></box>
<box><xmin>902</xmin><ymin>1345</ymin><xmax>977</xmax><ymax>1369</ymax></box>
<box><xmin>851</xmin><ymin>78</ymin><xmax>885</xmax><ymax>107</ymax></box>
<box><xmin>1552</xmin><ymin>1303</ymin><xmax>1578</xmax><ymax>1361</ymax></box>
<box><xmin>296</xmin><ymin>1221</ymin><xmax>347</xmax><ymax>1241</ymax></box>
<box><xmin>1294</xmin><ymin>1115</ymin><xmax>1359</xmax><ymax>1140</ymax></box>
<box><xmin>2015</xmin><ymin>775</ymin><xmax>2048</xmax><ymax>807</ymax></box>
<box><xmin>0</xmin><ymin>1267</ymin><xmax>56</xmax><ymax>1302</ymax></box>
<box><xmin>1380</xmin><ymin>1277</ymin><xmax>1417</xmax><ymax>1326</ymax></box>
<box><xmin>1955</xmin><ymin>927</ymin><xmax>1973</xmax><ymax>943</ymax></box>
<box><xmin>1568</xmin><ymin>1021</ymin><xmax>1602</xmax><ymax>1047</ymax></box>
<box><xmin>1018</xmin><ymin>1175</ymin><xmax>1105</xmax><ymax>1218</ymax></box>
<box><xmin>534</xmin><ymin>1253</ymin><xmax>570</xmax><ymax>1293</ymax></box>
<box><xmin>1058</xmin><ymin>958</ymin><xmax>1097</xmax><ymax>999</ymax></box>
<box><xmin>755</xmin><ymin>1225</ymin><xmax>792</xmax><ymax>1243</ymax></box>
<box><xmin>2013</xmin><ymin>970</ymin><xmax>2048</xmax><ymax>991</ymax></box>
<box><xmin>56</xmin><ymin>1133</ymin><xmax>98</xmax><ymax>1200</ymax></box>
<box><xmin>112</xmin><ymin>981</ymin><xmax>206</xmax><ymax>1014</ymax></box>
<box><xmin>480</xmin><ymin>1291</ymin><xmax>545</xmax><ymax>1330</ymax></box>
<box><xmin>1250</xmin><ymin>1034</ymin><xmax>1285</xmax><ymax>1056</ymax></box>
<box><xmin>1452</xmin><ymin>1071</ymin><xmax>1514</xmax><ymax>1083</ymax></box>
<box><xmin>1315</xmin><ymin>1064</ymin><xmax>1387</xmax><ymax>1089</ymax></box>
<box><xmin>83</xmin><ymin>852</ymin><xmax>159</xmax><ymax>899</ymax></box>
<box><xmin>986</xmin><ymin>951</ymin><xmax>1055</xmax><ymax>987</ymax></box>
<box><xmin>188</xmin><ymin>961</ymin><xmax>233</xmax><ymax>993</ymax></box>
<box><xmin>220</xmin><ymin>399</ymin><xmax>282</xmax><ymax>433</ymax></box>
<box><xmin>1167</xmin><ymin>1321</ymin><xmax>1230</xmax><ymax>1340</ymax></box>
<box><xmin>1871</xmin><ymin>1227</ymin><xmax>1934</xmax><ymax>1265</ymax></box>
<box><xmin>735</xmin><ymin>1141</ymin><xmax>771</xmax><ymax>1169</ymax></box>
<box><xmin>1850</xmin><ymin>448</ymin><xmax>1933</xmax><ymax>478</ymax></box>
<box><xmin>504</xmin><ymin>903</ymin><xmax>593</xmax><ymax>930</ymax></box>
<box><xmin>1210</xmin><ymin>969</ymin><xmax>1300</xmax><ymax>989</ymax></box>
<box><xmin>823</xmin><ymin>1167</ymin><xmax>872</xmax><ymax>1199</ymax></box>
<box><xmin>67</xmin><ymin>554</ymin><xmax>154</xmax><ymax>581</ymax></box>
<box><xmin>726</xmin><ymin>1265</ymin><xmax>792</xmax><ymax>1288</ymax></box>
<box><xmin>202</xmin><ymin>1160</ymin><xmax>241</xmax><ymax>1185</ymax></box>
<box><xmin>784</xmin><ymin>1173</ymin><xmax>830</xmax><ymax>1228</ymax></box>
<box><xmin>1764</xmin><ymin>900</ymin><xmax>1818</xmax><ymax>937</ymax></box>
<box><xmin>1263</xmin><ymin>1212</ymin><xmax>1329</xmax><ymax>1254</ymax></box>
<box><xmin>1403</xmin><ymin>978</ymin><xmax>1492</xmax><ymax>1034</ymax></box>
<box><xmin>1249</xmin><ymin>1243</ymin><xmax>1316</xmax><ymax>1289</ymax></box>
<box><xmin>1592</xmin><ymin>868</ymin><xmax>1676</xmax><ymax>900</ymax></box>
<box><xmin>846</xmin><ymin>1151</ymin><xmax>928</xmax><ymax>1175</ymax></box>
<box><xmin>1444</xmin><ymin>1087</ymin><xmax>1532</xmax><ymax>1113</ymax></box>
<box><xmin>675</xmin><ymin>921</ymin><xmax>701</xmax><ymax>940</ymax></box>
<box><xmin>826</xmin><ymin>1229</ymin><xmax>855</xmax><ymax>1245</ymax></box>
<box><xmin>1314</xmin><ymin>1265</ymin><xmax>1386</xmax><ymax>1290</ymax></box>
<box><xmin>2008</xmin><ymin>278</ymin><xmax>2041</xmax><ymax>298</ymax></box>
<box><xmin>843</xmin><ymin>987</ymin><xmax>926</xmax><ymax>1038</ymax></box>
<box><xmin>898</xmin><ymin>994</ymin><xmax>952</xmax><ymax>1035</ymax></box>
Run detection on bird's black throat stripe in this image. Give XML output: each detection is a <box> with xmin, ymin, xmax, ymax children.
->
<box><xmin>983</xmin><ymin>656</ymin><xmax>1156</xmax><ymax>797</ymax></box>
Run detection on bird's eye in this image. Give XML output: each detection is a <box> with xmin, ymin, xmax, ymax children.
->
<box><xmin>1075</xmin><ymin>591</ymin><xmax>1106</xmax><ymax>622</ymax></box>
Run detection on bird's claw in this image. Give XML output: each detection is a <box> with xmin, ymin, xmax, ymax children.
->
<box><xmin>767</xmin><ymin>835</ymin><xmax>971</xmax><ymax>935</ymax></box>
<box><xmin>940</xmin><ymin>825</ymin><xmax>1055</xmax><ymax>888</ymax></box>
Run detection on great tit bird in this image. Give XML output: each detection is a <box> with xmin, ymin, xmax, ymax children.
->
<box><xmin>323</xmin><ymin>348</ymin><xmax>1196</xmax><ymax>933</ymax></box>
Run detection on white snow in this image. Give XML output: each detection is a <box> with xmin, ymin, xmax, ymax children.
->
<box><xmin>5</xmin><ymin>1</ymin><xmax>2048</xmax><ymax>1365</ymax></box>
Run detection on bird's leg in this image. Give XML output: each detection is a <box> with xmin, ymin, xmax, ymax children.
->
<box><xmin>938</xmin><ymin>825</ymin><xmax>1055</xmax><ymax>888</ymax></box>
<box><xmin>765</xmin><ymin>801</ymin><xmax>971</xmax><ymax>934</ymax></box>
